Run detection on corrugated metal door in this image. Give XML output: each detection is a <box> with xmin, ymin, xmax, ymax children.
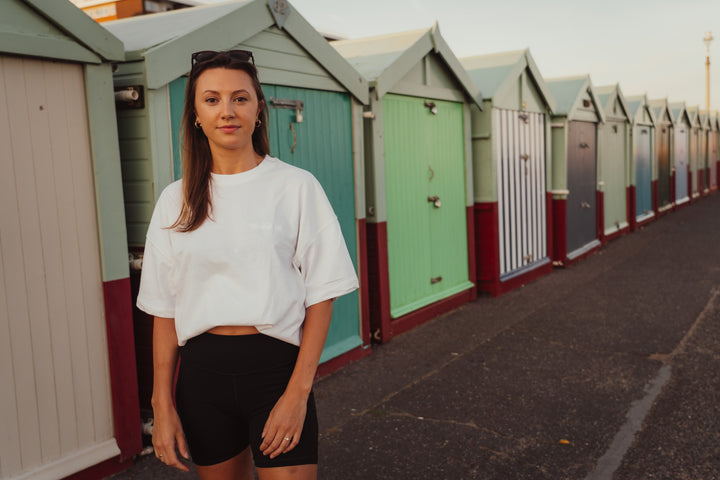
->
<box><xmin>657</xmin><ymin>125</ymin><xmax>671</xmax><ymax>207</ymax></box>
<box><xmin>566</xmin><ymin>121</ymin><xmax>597</xmax><ymax>255</ymax></box>
<box><xmin>709</xmin><ymin>132</ymin><xmax>718</xmax><ymax>189</ymax></box>
<box><xmin>0</xmin><ymin>56</ymin><xmax>119</xmax><ymax>479</ymax></box>
<box><xmin>674</xmin><ymin>126</ymin><xmax>689</xmax><ymax>202</ymax></box>
<box><xmin>634</xmin><ymin>125</ymin><xmax>653</xmax><ymax>219</ymax></box>
<box><xmin>602</xmin><ymin>121</ymin><xmax>628</xmax><ymax>234</ymax></box>
<box><xmin>263</xmin><ymin>85</ymin><xmax>361</xmax><ymax>362</ymax></box>
<box><xmin>493</xmin><ymin>109</ymin><xmax>547</xmax><ymax>278</ymax></box>
<box><xmin>383</xmin><ymin>94</ymin><xmax>472</xmax><ymax>318</ymax></box>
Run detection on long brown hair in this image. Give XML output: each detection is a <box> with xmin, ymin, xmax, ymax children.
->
<box><xmin>171</xmin><ymin>51</ymin><xmax>270</xmax><ymax>232</ymax></box>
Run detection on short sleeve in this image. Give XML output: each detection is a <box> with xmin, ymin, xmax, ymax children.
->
<box><xmin>293</xmin><ymin>176</ymin><xmax>359</xmax><ymax>307</ymax></box>
<box><xmin>136</xmin><ymin>185</ymin><xmax>180</xmax><ymax>318</ymax></box>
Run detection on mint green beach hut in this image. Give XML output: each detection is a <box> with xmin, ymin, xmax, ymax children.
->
<box><xmin>595</xmin><ymin>84</ymin><xmax>632</xmax><ymax>242</ymax></box>
<box><xmin>332</xmin><ymin>25</ymin><xmax>481</xmax><ymax>343</ymax></box>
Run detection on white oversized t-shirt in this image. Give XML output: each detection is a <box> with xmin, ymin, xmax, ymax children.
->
<box><xmin>136</xmin><ymin>156</ymin><xmax>359</xmax><ymax>346</ymax></box>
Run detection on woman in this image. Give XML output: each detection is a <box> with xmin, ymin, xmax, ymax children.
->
<box><xmin>137</xmin><ymin>50</ymin><xmax>359</xmax><ymax>480</ymax></box>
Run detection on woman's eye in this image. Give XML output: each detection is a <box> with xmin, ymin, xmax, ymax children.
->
<box><xmin>233</xmin><ymin>96</ymin><xmax>248</xmax><ymax>103</ymax></box>
<box><xmin>205</xmin><ymin>97</ymin><xmax>218</xmax><ymax>104</ymax></box>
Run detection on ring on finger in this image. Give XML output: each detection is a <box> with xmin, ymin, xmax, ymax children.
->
<box><xmin>284</xmin><ymin>437</ymin><xmax>291</xmax><ymax>441</ymax></box>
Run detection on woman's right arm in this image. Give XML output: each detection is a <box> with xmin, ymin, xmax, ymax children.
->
<box><xmin>151</xmin><ymin>316</ymin><xmax>190</xmax><ymax>471</ymax></box>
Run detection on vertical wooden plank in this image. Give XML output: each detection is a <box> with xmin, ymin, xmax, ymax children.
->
<box><xmin>21</xmin><ymin>57</ymin><xmax>63</xmax><ymax>463</ymax></box>
<box><xmin>50</xmin><ymin>64</ymin><xmax>95</xmax><ymax>450</ymax></box>
<box><xmin>42</xmin><ymin>60</ymin><xmax>81</xmax><ymax>455</ymax></box>
<box><xmin>0</xmin><ymin>55</ymin><xmax>25</xmax><ymax>479</ymax></box>
<box><xmin>2</xmin><ymin>55</ymin><xmax>45</xmax><ymax>472</ymax></box>
<box><xmin>61</xmin><ymin>63</ymin><xmax>115</xmax><ymax>442</ymax></box>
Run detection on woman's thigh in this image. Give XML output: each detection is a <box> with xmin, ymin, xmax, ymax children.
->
<box><xmin>195</xmin><ymin>446</ymin><xmax>254</xmax><ymax>480</ymax></box>
<box><xmin>257</xmin><ymin>463</ymin><xmax>317</xmax><ymax>480</ymax></box>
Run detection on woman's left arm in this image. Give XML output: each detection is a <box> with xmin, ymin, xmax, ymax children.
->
<box><xmin>260</xmin><ymin>298</ymin><xmax>334</xmax><ymax>458</ymax></box>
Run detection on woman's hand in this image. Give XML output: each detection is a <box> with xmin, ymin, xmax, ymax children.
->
<box><xmin>259</xmin><ymin>389</ymin><xmax>309</xmax><ymax>459</ymax></box>
<box><xmin>152</xmin><ymin>403</ymin><xmax>191</xmax><ymax>471</ymax></box>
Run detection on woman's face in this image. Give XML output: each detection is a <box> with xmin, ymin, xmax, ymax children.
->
<box><xmin>194</xmin><ymin>67</ymin><xmax>261</xmax><ymax>155</ymax></box>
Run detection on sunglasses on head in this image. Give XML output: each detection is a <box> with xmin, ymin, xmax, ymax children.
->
<box><xmin>191</xmin><ymin>49</ymin><xmax>255</xmax><ymax>66</ymax></box>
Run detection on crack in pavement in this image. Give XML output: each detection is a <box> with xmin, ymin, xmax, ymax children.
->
<box><xmin>584</xmin><ymin>284</ymin><xmax>720</xmax><ymax>480</ymax></box>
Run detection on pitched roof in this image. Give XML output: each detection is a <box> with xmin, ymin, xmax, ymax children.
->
<box><xmin>331</xmin><ymin>24</ymin><xmax>481</xmax><ymax>107</ymax></box>
<box><xmin>546</xmin><ymin>75</ymin><xmax>605</xmax><ymax>122</ymax></box>
<box><xmin>595</xmin><ymin>83</ymin><xmax>631</xmax><ymax>122</ymax></box>
<box><xmin>1</xmin><ymin>0</ymin><xmax>124</xmax><ymax>62</ymax></box>
<box><xmin>104</xmin><ymin>0</ymin><xmax>368</xmax><ymax>102</ymax></box>
<box><xmin>459</xmin><ymin>49</ymin><xmax>556</xmax><ymax>112</ymax></box>
<box><xmin>624</xmin><ymin>94</ymin><xmax>657</xmax><ymax>126</ymax></box>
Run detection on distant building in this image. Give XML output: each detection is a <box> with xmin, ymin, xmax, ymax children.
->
<box><xmin>69</xmin><ymin>0</ymin><xmax>197</xmax><ymax>22</ymax></box>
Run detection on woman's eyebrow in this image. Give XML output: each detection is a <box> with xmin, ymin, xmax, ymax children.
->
<box><xmin>199</xmin><ymin>89</ymin><xmax>251</xmax><ymax>95</ymax></box>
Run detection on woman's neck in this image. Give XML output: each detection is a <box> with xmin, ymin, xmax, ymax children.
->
<box><xmin>210</xmin><ymin>145</ymin><xmax>264</xmax><ymax>174</ymax></box>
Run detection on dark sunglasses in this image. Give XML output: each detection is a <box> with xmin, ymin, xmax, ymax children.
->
<box><xmin>191</xmin><ymin>49</ymin><xmax>255</xmax><ymax>66</ymax></box>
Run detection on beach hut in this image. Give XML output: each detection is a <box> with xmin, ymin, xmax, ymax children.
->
<box><xmin>685</xmin><ymin>105</ymin><xmax>704</xmax><ymax>200</ymax></box>
<box><xmin>625</xmin><ymin>94</ymin><xmax>656</xmax><ymax>229</ymax></box>
<box><xmin>670</xmin><ymin>102</ymin><xmax>691</xmax><ymax>207</ymax></box>
<box><xmin>104</xmin><ymin>0</ymin><xmax>371</xmax><ymax>405</ymax></box>
<box><xmin>649</xmin><ymin>99</ymin><xmax>674</xmax><ymax>213</ymax></box>
<box><xmin>695</xmin><ymin>109</ymin><xmax>713</xmax><ymax>195</ymax></box>
<box><xmin>0</xmin><ymin>1</ymin><xmax>141</xmax><ymax>479</ymax></box>
<box><xmin>332</xmin><ymin>25</ymin><xmax>481</xmax><ymax>343</ymax></box>
<box><xmin>686</xmin><ymin>105</ymin><xmax>705</xmax><ymax>200</ymax></box>
<box><xmin>459</xmin><ymin>49</ymin><xmax>556</xmax><ymax>296</ymax></box>
<box><xmin>546</xmin><ymin>76</ymin><xmax>606</xmax><ymax>265</ymax></box>
<box><xmin>707</xmin><ymin>111</ymin><xmax>719</xmax><ymax>191</ymax></box>
<box><xmin>595</xmin><ymin>84</ymin><xmax>632</xmax><ymax>242</ymax></box>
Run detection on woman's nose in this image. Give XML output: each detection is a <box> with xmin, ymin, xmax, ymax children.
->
<box><xmin>221</xmin><ymin>100</ymin><xmax>235</xmax><ymax>118</ymax></box>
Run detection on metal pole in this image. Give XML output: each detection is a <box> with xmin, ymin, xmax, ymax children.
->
<box><xmin>704</xmin><ymin>32</ymin><xmax>713</xmax><ymax>110</ymax></box>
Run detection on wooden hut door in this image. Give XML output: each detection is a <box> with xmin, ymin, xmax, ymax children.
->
<box><xmin>634</xmin><ymin>126</ymin><xmax>653</xmax><ymax>219</ymax></box>
<box><xmin>494</xmin><ymin>109</ymin><xmax>548</xmax><ymax>278</ymax></box>
<box><xmin>566</xmin><ymin>121</ymin><xmax>598</xmax><ymax>256</ymax></box>
<box><xmin>689</xmin><ymin>127</ymin><xmax>699</xmax><ymax>196</ymax></box>
<box><xmin>261</xmin><ymin>85</ymin><xmax>361</xmax><ymax>362</ymax></box>
<box><xmin>674</xmin><ymin>126</ymin><xmax>689</xmax><ymax>202</ymax></box>
<box><xmin>383</xmin><ymin>94</ymin><xmax>471</xmax><ymax>318</ymax></box>
<box><xmin>602</xmin><ymin>121</ymin><xmax>628</xmax><ymax>234</ymax></box>
<box><xmin>0</xmin><ymin>56</ymin><xmax>118</xmax><ymax>479</ymax></box>
<box><xmin>709</xmin><ymin>133</ymin><xmax>718</xmax><ymax>189</ymax></box>
<box><xmin>657</xmin><ymin>125</ymin><xmax>671</xmax><ymax>207</ymax></box>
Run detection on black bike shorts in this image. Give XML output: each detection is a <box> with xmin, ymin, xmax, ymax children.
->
<box><xmin>175</xmin><ymin>332</ymin><xmax>318</xmax><ymax>468</ymax></box>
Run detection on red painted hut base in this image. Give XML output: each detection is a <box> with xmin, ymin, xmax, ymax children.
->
<box><xmin>473</xmin><ymin>193</ymin><xmax>553</xmax><ymax>297</ymax></box>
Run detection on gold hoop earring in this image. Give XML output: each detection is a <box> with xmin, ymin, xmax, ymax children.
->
<box><xmin>194</xmin><ymin>120</ymin><xmax>201</xmax><ymax>129</ymax></box>
<box><xmin>255</xmin><ymin>119</ymin><xmax>262</xmax><ymax>128</ymax></box>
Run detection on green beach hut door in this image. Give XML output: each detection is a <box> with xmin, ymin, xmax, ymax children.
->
<box><xmin>170</xmin><ymin>78</ymin><xmax>362</xmax><ymax>363</ymax></box>
<box><xmin>264</xmin><ymin>85</ymin><xmax>361</xmax><ymax>362</ymax></box>
<box><xmin>383</xmin><ymin>94</ymin><xmax>472</xmax><ymax>318</ymax></box>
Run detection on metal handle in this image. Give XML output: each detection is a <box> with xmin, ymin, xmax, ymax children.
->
<box><xmin>520</xmin><ymin>154</ymin><xmax>529</xmax><ymax>161</ymax></box>
<box><xmin>581</xmin><ymin>201</ymin><xmax>591</xmax><ymax>209</ymax></box>
<box><xmin>430</xmin><ymin>276</ymin><xmax>443</xmax><ymax>284</ymax></box>
<box><xmin>428</xmin><ymin>195</ymin><xmax>441</xmax><ymax>208</ymax></box>
<box><xmin>580</xmin><ymin>142</ymin><xmax>589</xmax><ymax>148</ymax></box>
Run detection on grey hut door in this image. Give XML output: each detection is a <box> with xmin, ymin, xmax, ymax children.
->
<box><xmin>566</xmin><ymin>121</ymin><xmax>597</xmax><ymax>255</ymax></box>
<box><xmin>634</xmin><ymin>125</ymin><xmax>653</xmax><ymax>219</ymax></box>
<box><xmin>657</xmin><ymin>125</ymin><xmax>671</xmax><ymax>208</ymax></box>
<box><xmin>674</xmin><ymin>126</ymin><xmax>689</xmax><ymax>202</ymax></box>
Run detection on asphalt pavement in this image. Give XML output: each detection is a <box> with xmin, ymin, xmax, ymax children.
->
<box><xmin>110</xmin><ymin>192</ymin><xmax>720</xmax><ymax>480</ymax></box>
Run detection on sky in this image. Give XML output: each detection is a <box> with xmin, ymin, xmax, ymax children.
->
<box><xmin>290</xmin><ymin>0</ymin><xmax>720</xmax><ymax>110</ymax></box>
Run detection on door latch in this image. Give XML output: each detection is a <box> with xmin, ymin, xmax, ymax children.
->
<box><xmin>427</xmin><ymin>195</ymin><xmax>441</xmax><ymax>208</ymax></box>
<box><xmin>581</xmin><ymin>201</ymin><xmax>591</xmax><ymax>209</ymax></box>
<box><xmin>430</xmin><ymin>276</ymin><xmax>443</xmax><ymax>284</ymax></box>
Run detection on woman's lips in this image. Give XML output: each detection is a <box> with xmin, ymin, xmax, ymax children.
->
<box><xmin>218</xmin><ymin>125</ymin><xmax>239</xmax><ymax>133</ymax></box>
